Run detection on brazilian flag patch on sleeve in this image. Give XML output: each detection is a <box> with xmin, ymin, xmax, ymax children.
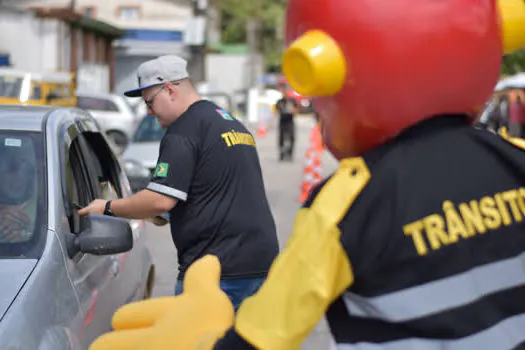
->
<box><xmin>154</xmin><ymin>162</ymin><xmax>169</xmax><ymax>177</ymax></box>
<box><xmin>216</xmin><ymin>108</ymin><xmax>234</xmax><ymax>121</ymax></box>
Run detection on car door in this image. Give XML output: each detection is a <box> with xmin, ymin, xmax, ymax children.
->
<box><xmin>60</xmin><ymin>125</ymin><xmax>119</xmax><ymax>348</ymax></box>
<box><xmin>73</xmin><ymin>130</ymin><xmax>149</xmax><ymax>346</ymax></box>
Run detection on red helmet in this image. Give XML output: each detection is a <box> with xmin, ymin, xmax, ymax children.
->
<box><xmin>283</xmin><ymin>0</ymin><xmax>525</xmax><ymax>158</ymax></box>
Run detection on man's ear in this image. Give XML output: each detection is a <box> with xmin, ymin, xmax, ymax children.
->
<box><xmin>167</xmin><ymin>83</ymin><xmax>177</xmax><ymax>99</ymax></box>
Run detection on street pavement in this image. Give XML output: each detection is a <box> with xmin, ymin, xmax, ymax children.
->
<box><xmin>142</xmin><ymin>114</ymin><xmax>339</xmax><ymax>349</ymax></box>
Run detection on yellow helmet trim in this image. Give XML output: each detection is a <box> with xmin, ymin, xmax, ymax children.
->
<box><xmin>283</xmin><ymin>30</ymin><xmax>347</xmax><ymax>97</ymax></box>
<box><xmin>498</xmin><ymin>0</ymin><xmax>525</xmax><ymax>54</ymax></box>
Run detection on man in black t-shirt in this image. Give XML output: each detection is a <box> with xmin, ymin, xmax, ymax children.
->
<box><xmin>275</xmin><ymin>85</ymin><xmax>299</xmax><ymax>161</ymax></box>
<box><xmin>79</xmin><ymin>55</ymin><xmax>279</xmax><ymax>310</ymax></box>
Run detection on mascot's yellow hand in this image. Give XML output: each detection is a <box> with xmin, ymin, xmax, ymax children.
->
<box><xmin>89</xmin><ymin>255</ymin><xmax>234</xmax><ymax>350</ymax></box>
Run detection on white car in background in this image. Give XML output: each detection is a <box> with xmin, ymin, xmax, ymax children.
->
<box><xmin>76</xmin><ymin>91</ymin><xmax>138</xmax><ymax>153</ymax></box>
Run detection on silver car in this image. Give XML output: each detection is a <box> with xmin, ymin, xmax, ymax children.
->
<box><xmin>76</xmin><ymin>92</ymin><xmax>139</xmax><ymax>154</ymax></box>
<box><xmin>0</xmin><ymin>105</ymin><xmax>154</xmax><ymax>349</ymax></box>
<box><xmin>121</xmin><ymin>114</ymin><xmax>164</xmax><ymax>193</ymax></box>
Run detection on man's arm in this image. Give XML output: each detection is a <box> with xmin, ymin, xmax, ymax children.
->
<box><xmin>292</xmin><ymin>99</ymin><xmax>300</xmax><ymax>115</ymax></box>
<box><xmin>110</xmin><ymin>189</ymin><xmax>177</xmax><ymax>219</ymax></box>
<box><xmin>274</xmin><ymin>100</ymin><xmax>282</xmax><ymax>119</ymax></box>
<box><xmin>77</xmin><ymin>190</ymin><xmax>177</xmax><ymax>219</ymax></box>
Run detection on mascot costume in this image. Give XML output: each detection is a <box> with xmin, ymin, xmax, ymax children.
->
<box><xmin>91</xmin><ymin>0</ymin><xmax>525</xmax><ymax>349</ymax></box>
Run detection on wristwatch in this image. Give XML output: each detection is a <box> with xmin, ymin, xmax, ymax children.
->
<box><xmin>103</xmin><ymin>200</ymin><xmax>114</xmax><ymax>217</ymax></box>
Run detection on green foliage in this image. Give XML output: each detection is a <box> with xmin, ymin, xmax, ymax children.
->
<box><xmin>213</xmin><ymin>0</ymin><xmax>286</xmax><ymax>71</ymax></box>
<box><xmin>501</xmin><ymin>49</ymin><xmax>525</xmax><ymax>76</ymax></box>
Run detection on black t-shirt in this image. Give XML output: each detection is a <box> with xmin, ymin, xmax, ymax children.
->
<box><xmin>275</xmin><ymin>97</ymin><xmax>298</xmax><ymax>124</ymax></box>
<box><xmin>147</xmin><ymin>100</ymin><xmax>279</xmax><ymax>279</ymax></box>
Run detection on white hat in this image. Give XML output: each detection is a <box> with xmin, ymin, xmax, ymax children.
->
<box><xmin>124</xmin><ymin>55</ymin><xmax>189</xmax><ymax>97</ymax></box>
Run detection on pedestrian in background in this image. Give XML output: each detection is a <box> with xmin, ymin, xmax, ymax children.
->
<box><xmin>275</xmin><ymin>84</ymin><xmax>299</xmax><ymax>161</ymax></box>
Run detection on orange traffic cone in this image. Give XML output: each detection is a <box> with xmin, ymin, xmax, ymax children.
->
<box><xmin>298</xmin><ymin>148</ymin><xmax>323</xmax><ymax>202</ymax></box>
<box><xmin>298</xmin><ymin>124</ymin><xmax>324</xmax><ymax>203</ymax></box>
<box><xmin>256</xmin><ymin>118</ymin><xmax>268</xmax><ymax>137</ymax></box>
<box><xmin>310</xmin><ymin>123</ymin><xmax>323</xmax><ymax>152</ymax></box>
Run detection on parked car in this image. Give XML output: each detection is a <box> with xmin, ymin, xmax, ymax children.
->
<box><xmin>76</xmin><ymin>91</ymin><xmax>138</xmax><ymax>153</ymax></box>
<box><xmin>121</xmin><ymin>114</ymin><xmax>164</xmax><ymax>193</ymax></box>
<box><xmin>0</xmin><ymin>68</ymin><xmax>77</xmax><ymax>107</ymax></box>
<box><xmin>0</xmin><ymin>105</ymin><xmax>154</xmax><ymax>350</ymax></box>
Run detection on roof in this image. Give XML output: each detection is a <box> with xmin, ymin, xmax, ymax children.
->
<box><xmin>0</xmin><ymin>68</ymin><xmax>73</xmax><ymax>84</ymax></box>
<box><xmin>0</xmin><ymin>105</ymin><xmax>58</xmax><ymax>132</ymax></box>
<box><xmin>32</xmin><ymin>8</ymin><xmax>123</xmax><ymax>38</ymax></box>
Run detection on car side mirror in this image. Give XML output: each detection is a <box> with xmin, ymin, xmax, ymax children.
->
<box><xmin>66</xmin><ymin>214</ymin><xmax>133</xmax><ymax>257</ymax></box>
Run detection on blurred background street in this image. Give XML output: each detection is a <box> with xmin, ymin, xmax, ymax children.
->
<box><xmin>1</xmin><ymin>0</ymin><xmax>524</xmax><ymax>348</ymax></box>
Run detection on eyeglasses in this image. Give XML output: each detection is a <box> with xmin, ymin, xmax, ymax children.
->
<box><xmin>144</xmin><ymin>85</ymin><xmax>166</xmax><ymax>109</ymax></box>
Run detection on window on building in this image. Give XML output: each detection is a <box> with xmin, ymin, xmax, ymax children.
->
<box><xmin>81</xmin><ymin>6</ymin><xmax>96</xmax><ymax>18</ymax></box>
<box><xmin>118</xmin><ymin>6</ymin><xmax>140</xmax><ymax>21</ymax></box>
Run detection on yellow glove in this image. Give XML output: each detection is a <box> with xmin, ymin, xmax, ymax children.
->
<box><xmin>90</xmin><ymin>255</ymin><xmax>235</xmax><ymax>350</ymax></box>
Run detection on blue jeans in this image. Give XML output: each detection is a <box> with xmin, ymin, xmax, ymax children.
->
<box><xmin>175</xmin><ymin>277</ymin><xmax>265</xmax><ymax>311</ymax></box>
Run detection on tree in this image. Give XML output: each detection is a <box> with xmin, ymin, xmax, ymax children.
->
<box><xmin>501</xmin><ymin>49</ymin><xmax>525</xmax><ymax>76</ymax></box>
<box><xmin>212</xmin><ymin>0</ymin><xmax>287</xmax><ymax>72</ymax></box>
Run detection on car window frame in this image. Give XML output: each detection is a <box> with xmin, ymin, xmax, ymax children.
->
<box><xmin>61</xmin><ymin>124</ymin><xmax>97</xmax><ymax>236</ymax></box>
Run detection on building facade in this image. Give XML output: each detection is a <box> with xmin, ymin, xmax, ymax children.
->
<box><xmin>14</xmin><ymin>0</ymin><xmax>197</xmax><ymax>94</ymax></box>
<box><xmin>0</xmin><ymin>4</ymin><xmax>122</xmax><ymax>92</ymax></box>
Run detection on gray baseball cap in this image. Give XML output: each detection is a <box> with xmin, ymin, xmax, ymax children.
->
<box><xmin>124</xmin><ymin>55</ymin><xmax>189</xmax><ymax>97</ymax></box>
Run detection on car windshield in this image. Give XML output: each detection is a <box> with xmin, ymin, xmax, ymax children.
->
<box><xmin>0</xmin><ymin>76</ymin><xmax>23</xmax><ymax>98</ymax></box>
<box><xmin>0</xmin><ymin>131</ymin><xmax>46</xmax><ymax>258</ymax></box>
<box><xmin>132</xmin><ymin>115</ymin><xmax>165</xmax><ymax>143</ymax></box>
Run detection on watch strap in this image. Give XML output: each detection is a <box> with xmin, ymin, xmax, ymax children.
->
<box><xmin>104</xmin><ymin>200</ymin><xmax>114</xmax><ymax>216</ymax></box>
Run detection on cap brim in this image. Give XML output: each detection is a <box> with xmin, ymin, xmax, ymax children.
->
<box><xmin>124</xmin><ymin>88</ymin><xmax>144</xmax><ymax>97</ymax></box>
<box><xmin>123</xmin><ymin>83</ymin><xmax>162</xmax><ymax>97</ymax></box>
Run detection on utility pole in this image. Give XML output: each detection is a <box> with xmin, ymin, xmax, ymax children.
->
<box><xmin>70</xmin><ymin>0</ymin><xmax>76</xmax><ymax>11</ymax></box>
<box><xmin>246</xmin><ymin>0</ymin><xmax>263</xmax><ymax>89</ymax></box>
<box><xmin>188</xmin><ymin>0</ymin><xmax>207</xmax><ymax>83</ymax></box>
<box><xmin>246</xmin><ymin>17</ymin><xmax>259</xmax><ymax>88</ymax></box>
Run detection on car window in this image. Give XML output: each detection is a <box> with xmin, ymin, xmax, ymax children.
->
<box><xmin>64</xmin><ymin>134</ymin><xmax>94</xmax><ymax>234</ymax></box>
<box><xmin>0</xmin><ymin>76</ymin><xmax>23</xmax><ymax>98</ymax></box>
<box><xmin>0</xmin><ymin>131</ymin><xmax>46</xmax><ymax>258</ymax></box>
<box><xmin>63</xmin><ymin>130</ymin><xmax>125</xmax><ymax>236</ymax></box>
<box><xmin>62</xmin><ymin>84</ymin><xmax>71</xmax><ymax>97</ymax></box>
<box><xmin>133</xmin><ymin>115</ymin><xmax>165</xmax><ymax>142</ymax></box>
<box><xmin>82</xmin><ymin>132</ymin><xmax>124</xmax><ymax>201</ymax></box>
<box><xmin>77</xmin><ymin>96</ymin><xmax>119</xmax><ymax>112</ymax></box>
<box><xmin>30</xmin><ymin>85</ymin><xmax>42</xmax><ymax>100</ymax></box>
